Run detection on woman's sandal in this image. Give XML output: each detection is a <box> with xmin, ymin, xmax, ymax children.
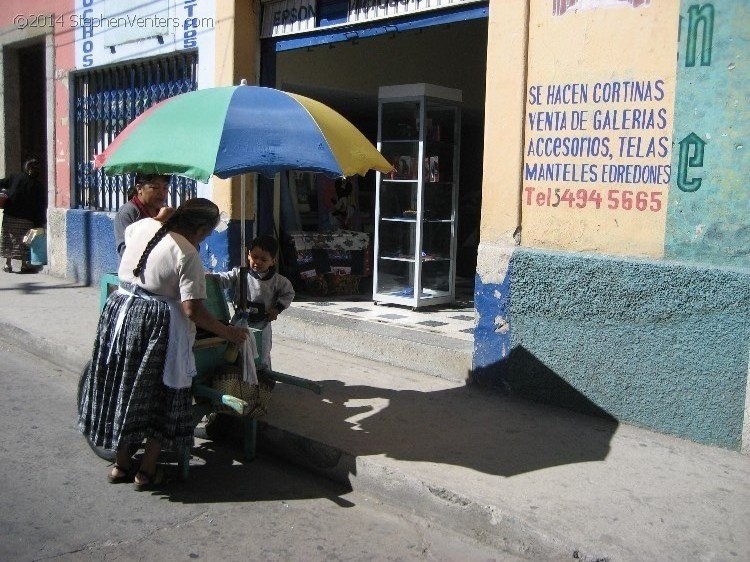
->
<box><xmin>133</xmin><ymin>467</ymin><xmax>167</xmax><ymax>491</ymax></box>
<box><xmin>107</xmin><ymin>462</ymin><xmax>138</xmax><ymax>484</ymax></box>
<box><xmin>2</xmin><ymin>265</ymin><xmax>11</xmax><ymax>273</ymax></box>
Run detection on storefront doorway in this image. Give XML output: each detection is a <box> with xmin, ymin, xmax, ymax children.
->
<box><xmin>261</xmin><ymin>14</ymin><xmax>487</xmax><ymax>313</ymax></box>
<box><xmin>3</xmin><ymin>41</ymin><xmax>48</xmax><ymax>185</ymax></box>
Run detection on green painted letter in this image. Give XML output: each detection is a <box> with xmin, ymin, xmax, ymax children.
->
<box><xmin>685</xmin><ymin>4</ymin><xmax>714</xmax><ymax>67</ymax></box>
<box><xmin>677</xmin><ymin>133</ymin><xmax>706</xmax><ymax>193</ymax></box>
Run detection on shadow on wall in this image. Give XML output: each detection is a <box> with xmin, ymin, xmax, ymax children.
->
<box><xmin>66</xmin><ymin>209</ymin><xmax>92</xmax><ymax>286</ymax></box>
<box><xmin>472</xmin><ymin>346</ymin><xmax>617</xmax><ymax>421</ymax></box>
<box><xmin>66</xmin><ymin>210</ymin><xmax>120</xmax><ymax>286</ymax></box>
<box><xmin>65</xmin><ymin>209</ymin><xmax>255</xmax><ymax>287</ymax></box>
<box><xmin>258</xmin><ymin>376</ymin><xmax>617</xmax><ymax>481</ymax></box>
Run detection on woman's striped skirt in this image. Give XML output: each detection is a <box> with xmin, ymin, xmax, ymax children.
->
<box><xmin>78</xmin><ymin>291</ymin><xmax>194</xmax><ymax>452</ymax></box>
<box><xmin>0</xmin><ymin>215</ymin><xmax>33</xmax><ymax>261</ymax></box>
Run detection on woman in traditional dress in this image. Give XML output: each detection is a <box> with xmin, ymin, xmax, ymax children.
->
<box><xmin>78</xmin><ymin>197</ymin><xmax>247</xmax><ymax>490</ymax></box>
<box><xmin>0</xmin><ymin>158</ymin><xmax>46</xmax><ymax>273</ymax></box>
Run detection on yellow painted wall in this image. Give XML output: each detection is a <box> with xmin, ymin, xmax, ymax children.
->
<box><xmin>479</xmin><ymin>1</ymin><xmax>528</xmax><ymax>248</ymax></box>
<box><xmin>212</xmin><ymin>0</ymin><xmax>260</xmax><ymax>221</ymax></box>
<box><xmin>520</xmin><ymin>0</ymin><xmax>680</xmax><ymax>257</ymax></box>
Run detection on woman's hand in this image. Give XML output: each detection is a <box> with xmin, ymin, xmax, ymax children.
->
<box><xmin>155</xmin><ymin>206</ymin><xmax>175</xmax><ymax>222</ymax></box>
<box><xmin>222</xmin><ymin>324</ymin><xmax>248</xmax><ymax>345</ymax></box>
<box><xmin>182</xmin><ymin>299</ymin><xmax>246</xmax><ymax>344</ymax></box>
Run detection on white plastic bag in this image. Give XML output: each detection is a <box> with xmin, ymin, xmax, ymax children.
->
<box><xmin>240</xmin><ymin>328</ymin><xmax>259</xmax><ymax>384</ymax></box>
<box><xmin>225</xmin><ymin>313</ymin><xmax>259</xmax><ymax>384</ymax></box>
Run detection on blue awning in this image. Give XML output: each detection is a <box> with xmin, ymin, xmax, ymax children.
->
<box><xmin>273</xmin><ymin>3</ymin><xmax>489</xmax><ymax>52</ymax></box>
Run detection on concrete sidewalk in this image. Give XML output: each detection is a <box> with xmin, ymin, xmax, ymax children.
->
<box><xmin>1</xmin><ymin>271</ymin><xmax>748</xmax><ymax>561</ymax></box>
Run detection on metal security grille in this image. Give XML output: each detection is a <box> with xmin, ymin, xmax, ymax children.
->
<box><xmin>72</xmin><ymin>53</ymin><xmax>198</xmax><ymax>211</ymax></box>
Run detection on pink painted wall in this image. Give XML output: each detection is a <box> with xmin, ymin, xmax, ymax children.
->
<box><xmin>53</xmin><ymin>6</ymin><xmax>75</xmax><ymax>209</ymax></box>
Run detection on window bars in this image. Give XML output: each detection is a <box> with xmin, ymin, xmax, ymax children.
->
<box><xmin>73</xmin><ymin>52</ymin><xmax>198</xmax><ymax>211</ymax></box>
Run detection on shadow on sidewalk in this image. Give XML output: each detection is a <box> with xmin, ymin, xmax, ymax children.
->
<box><xmin>261</xmin><ymin>352</ymin><xmax>618</xmax><ymax>478</ymax></box>
<box><xmin>0</xmin><ymin>280</ymin><xmax>89</xmax><ymax>295</ymax></box>
<box><xmin>148</xmin><ymin>442</ymin><xmax>356</xmax><ymax>506</ymax></box>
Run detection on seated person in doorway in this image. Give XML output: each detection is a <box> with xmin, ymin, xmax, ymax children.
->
<box><xmin>208</xmin><ymin>234</ymin><xmax>295</xmax><ymax>370</ymax></box>
<box><xmin>114</xmin><ymin>173</ymin><xmax>172</xmax><ymax>258</ymax></box>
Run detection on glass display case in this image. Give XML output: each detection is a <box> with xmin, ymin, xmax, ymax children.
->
<box><xmin>373</xmin><ymin>84</ymin><xmax>461</xmax><ymax>309</ymax></box>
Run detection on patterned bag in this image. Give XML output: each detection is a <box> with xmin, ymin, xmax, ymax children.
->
<box><xmin>212</xmin><ymin>365</ymin><xmax>275</xmax><ymax>418</ymax></box>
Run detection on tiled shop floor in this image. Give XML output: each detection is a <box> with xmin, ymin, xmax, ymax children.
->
<box><xmin>292</xmin><ymin>291</ymin><xmax>476</xmax><ymax>342</ymax></box>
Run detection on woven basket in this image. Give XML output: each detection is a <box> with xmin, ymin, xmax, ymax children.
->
<box><xmin>212</xmin><ymin>365</ymin><xmax>274</xmax><ymax>418</ymax></box>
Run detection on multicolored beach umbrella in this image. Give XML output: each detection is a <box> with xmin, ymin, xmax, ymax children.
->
<box><xmin>95</xmin><ymin>84</ymin><xmax>391</xmax><ymax>181</ymax></box>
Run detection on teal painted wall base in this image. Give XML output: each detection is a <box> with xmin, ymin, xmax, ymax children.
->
<box><xmin>473</xmin><ymin>248</ymin><xmax>750</xmax><ymax>450</ymax></box>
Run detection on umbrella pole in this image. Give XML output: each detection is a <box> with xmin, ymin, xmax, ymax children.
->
<box><xmin>239</xmin><ymin>174</ymin><xmax>248</xmax><ymax>314</ymax></box>
<box><xmin>241</xmin><ymin>174</ymin><xmax>247</xmax><ymax>269</ymax></box>
<box><xmin>238</xmin><ymin>174</ymin><xmax>248</xmax><ymax>384</ymax></box>
<box><xmin>239</xmin><ymin>82</ymin><xmax>250</xmax><ymax>384</ymax></box>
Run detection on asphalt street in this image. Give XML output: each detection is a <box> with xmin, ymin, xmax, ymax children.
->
<box><xmin>0</xmin><ymin>343</ymin><xmax>518</xmax><ymax>561</ymax></box>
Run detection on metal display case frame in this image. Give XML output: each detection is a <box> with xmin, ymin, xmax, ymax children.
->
<box><xmin>373</xmin><ymin>83</ymin><xmax>461</xmax><ymax>309</ymax></box>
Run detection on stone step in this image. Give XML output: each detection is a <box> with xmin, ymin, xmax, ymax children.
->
<box><xmin>275</xmin><ymin>307</ymin><xmax>473</xmax><ymax>383</ymax></box>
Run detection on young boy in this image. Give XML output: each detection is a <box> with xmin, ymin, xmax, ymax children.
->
<box><xmin>209</xmin><ymin>235</ymin><xmax>294</xmax><ymax>369</ymax></box>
